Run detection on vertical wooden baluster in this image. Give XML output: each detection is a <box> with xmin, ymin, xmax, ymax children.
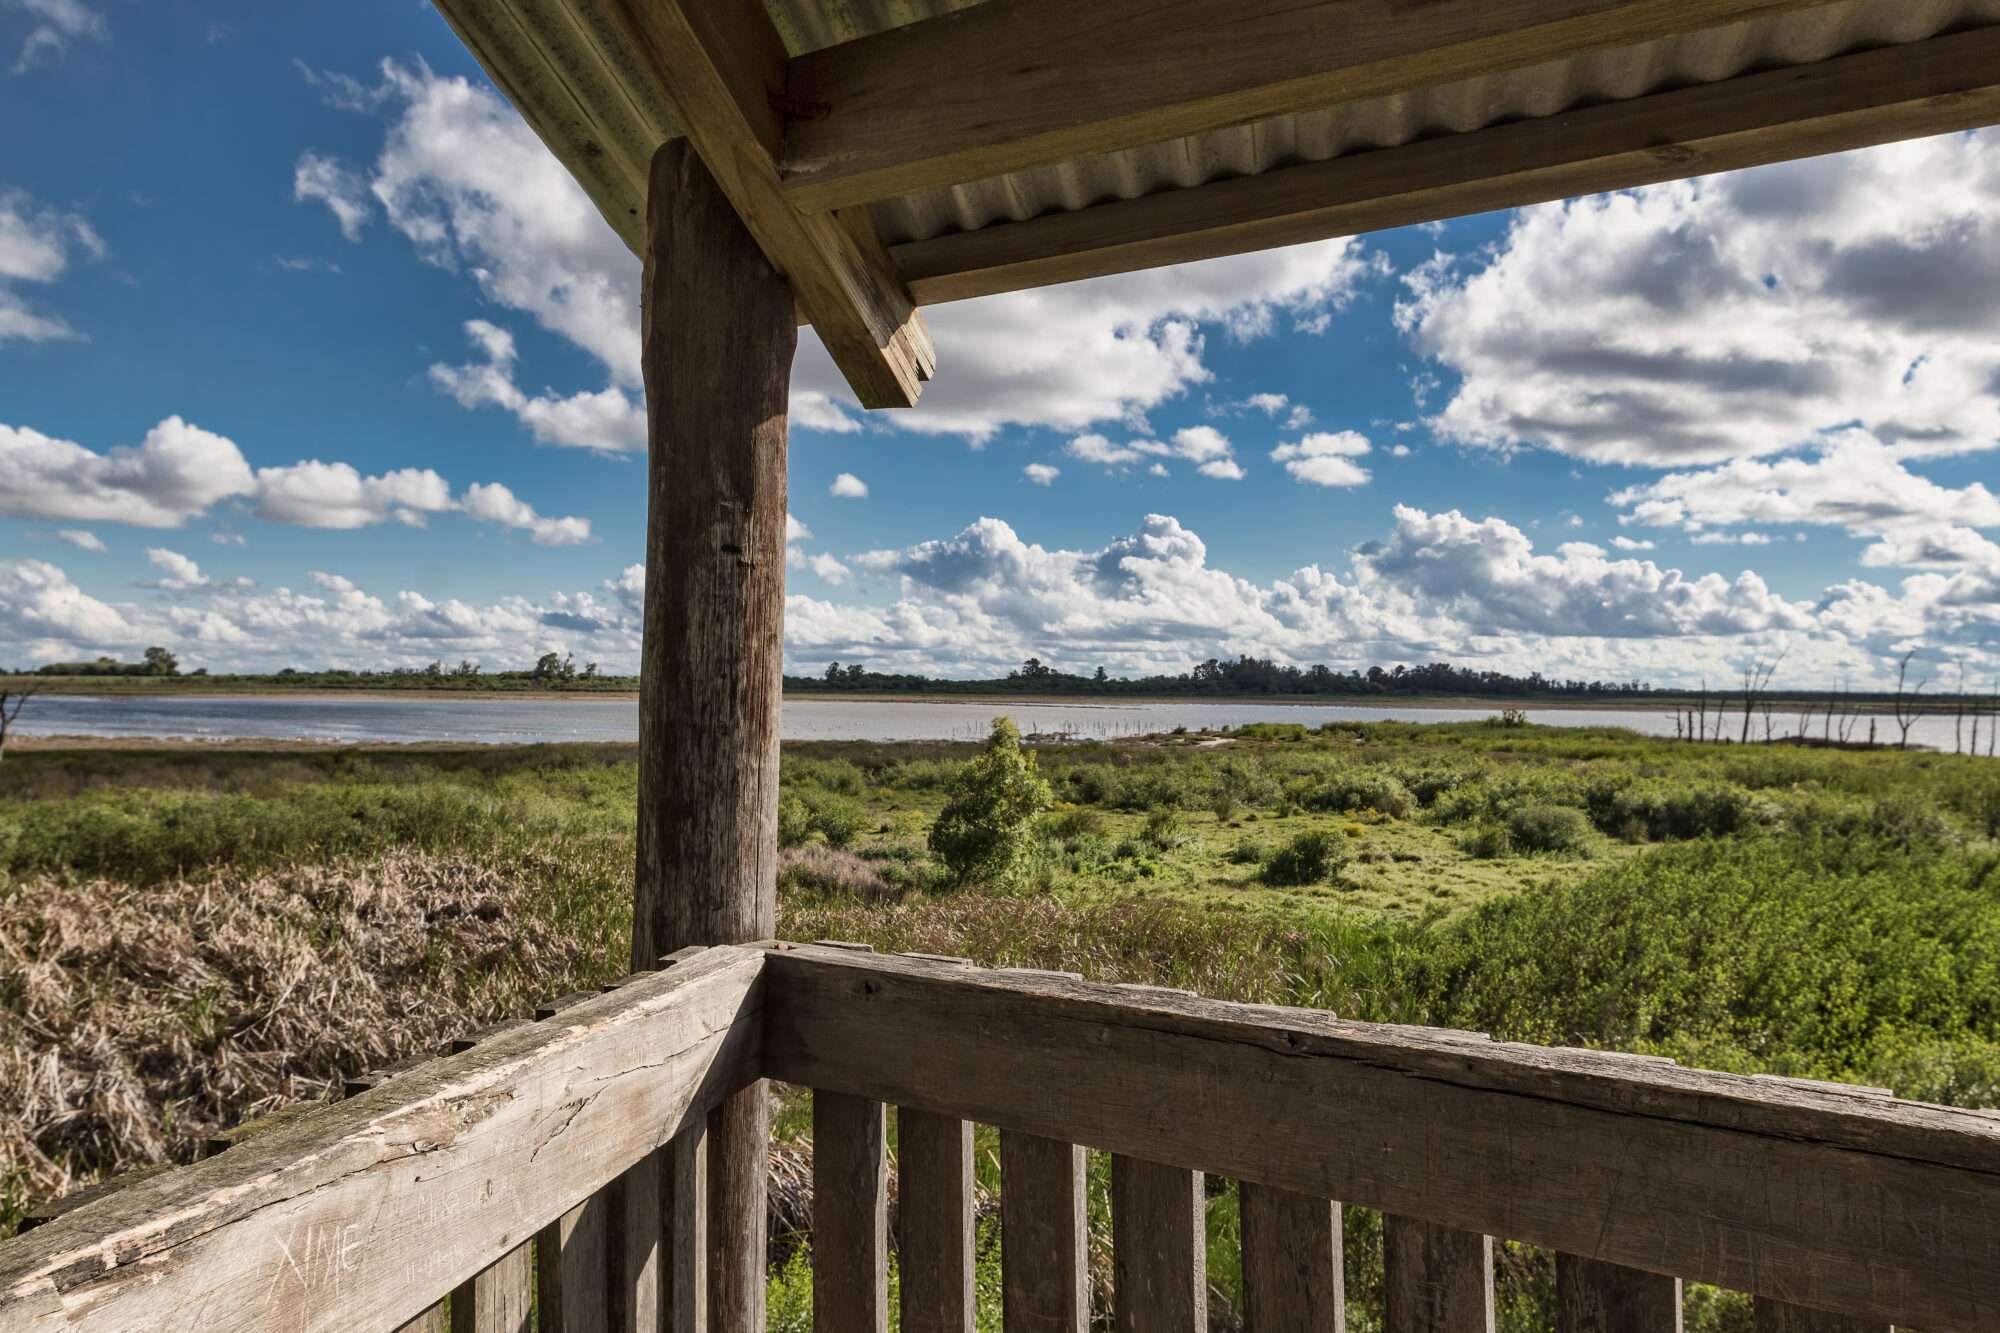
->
<box><xmin>664</xmin><ymin>1121</ymin><xmax>709</xmax><ymax>1333</ymax></box>
<box><xmin>1000</xmin><ymin>1131</ymin><xmax>1089</xmax><ymax>1333</ymax></box>
<box><xmin>538</xmin><ymin>1190</ymin><xmax>612</xmax><ymax>1333</ymax></box>
<box><xmin>815</xmin><ymin>1091</ymin><xmax>889</xmax><ymax>1332</ymax></box>
<box><xmin>607</xmin><ymin>1151</ymin><xmax>663</xmax><ymax>1332</ymax></box>
<box><xmin>1239</xmin><ymin>1182</ymin><xmax>1343</xmax><ymax>1332</ymax></box>
<box><xmin>395</xmin><ymin>1307</ymin><xmax>448</xmax><ymax>1333</ymax></box>
<box><xmin>899</xmin><ymin>1108</ymin><xmax>976</xmax><ymax>1333</ymax></box>
<box><xmin>1557</xmin><ymin>1254</ymin><xmax>1682</xmax><ymax>1333</ymax></box>
<box><xmin>1382</xmin><ymin>1215</ymin><xmax>1493</xmax><ymax>1333</ymax></box>
<box><xmin>448</xmin><ymin>1244</ymin><xmax>532</xmax><ymax>1333</ymax></box>
<box><xmin>1752</xmin><ymin>1298</ymin><xmax>1890</xmax><ymax>1332</ymax></box>
<box><xmin>1111</xmin><ymin>1156</ymin><xmax>1206</xmax><ymax>1332</ymax></box>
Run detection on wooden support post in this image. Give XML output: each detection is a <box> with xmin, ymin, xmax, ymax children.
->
<box><xmin>1111</xmin><ymin>1156</ymin><xmax>1206</xmax><ymax>1332</ymax></box>
<box><xmin>449</xmin><ymin>1246</ymin><xmax>533</xmax><ymax>1333</ymax></box>
<box><xmin>1239</xmin><ymin>1182</ymin><xmax>1342</xmax><ymax>1333</ymax></box>
<box><xmin>1000</xmin><ymin>1131</ymin><xmax>1090</xmax><ymax>1333</ymax></box>
<box><xmin>635</xmin><ymin>135</ymin><xmax>794</xmax><ymax>1333</ymax></box>
<box><xmin>1752</xmin><ymin>1299</ymin><xmax>1888</xmax><ymax>1333</ymax></box>
<box><xmin>1557</xmin><ymin>1254</ymin><xmax>1683</xmax><ymax>1333</ymax></box>
<box><xmin>1382</xmin><ymin>1216</ymin><xmax>1493</xmax><ymax>1333</ymax></box>
<box><xmin>899</xmin><ymin>1108</ymin><xmax>978</xmax><ymax>1333</ymax></box>
<box><xmin>538</xmin><ymin>1194</ymin><xmax>612</xmax><ymax>1333</ymax></box>
<box><xmin>664</xmin><ymin>1122</ymin><xmax>709</xmax><ymax>1333</ymax></box>
<box><xmin>815</xmin><ymin>1092</ymin><xmax>890</xmax><ymax>1332</ymax></box>
<box><xmin>607</xmin><ymin>1153</ymin><xmax>663</xmax><ymax>1332</ymax></box>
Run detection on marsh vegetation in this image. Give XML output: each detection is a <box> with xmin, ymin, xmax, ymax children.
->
<box><xmin>1</xmin><ymin>721</ymin><xmax>1995</xmax><ymax>1328</ymax></box>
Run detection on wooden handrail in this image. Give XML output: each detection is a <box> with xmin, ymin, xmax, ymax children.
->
<box><xmin>0</xmin><ymin>945</ymin><xmax>765</xmax><ymax>1333</ymax></box>
<box><xmin>5</xmin><ymin>941</ymin><xmax>1998</xmax><ymax>1332</ymax></box>
<box><xmin>761</xmin><ymin>943</ymin><xmax>2000</xmax><ymax>1333</ymax></box>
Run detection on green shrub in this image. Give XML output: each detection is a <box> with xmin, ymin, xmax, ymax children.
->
<box><xmin>1865</xmin><ymin>795</ymin><xmax>1956</xmax><ymax>853</ymax></box>
<box><xmin>1287</xmin><ymin>771</ymin><xmax>1416</xmax><ymax>820</ymax></box>
<box><xmin>928</xmin><ymin>719</ymin><xmax>1055</xmax><ymax>886</ymax></box>
<box><xmin>1585</xmin><ymin>778</ymin><xmax>1758</xmax><ymax>842</ymax></box>
<box><xmin>805</xmin><ymin>794</ymin><xmax>865</xmax><ymax>849</ymax></box>
<box><xmin>1225</xmin><ymin>839</ymin><xmax>1266</xmax><ymax>866</ymax></box>
<box><xmin>1506</xmin><ymin>805</ymin><xmax>1593</xmax><ymax>856</ymax></box>
<box><xmin>1141</xmin><ymin>808</ymin><xmax>1188</xmax><ymax>851</ymax></box>
<box><xmin>777</xmin><ymin>794</ymin><xmax>815</xmax><ymax>850</ymax></box>
<box><xmin>1043</xmin><ymin>807</ymin><xmax>1106</xmax><ymax>845</ymax></box>
<box><xmin>1459</xmin><ymin>822</ymin><xmax>1513</xmax><ymax>859</ymax></box>
<box><xmin>1261</xmin><ymin>830</ymin><xmax>1348</xmax><ymax>886</ymax></box>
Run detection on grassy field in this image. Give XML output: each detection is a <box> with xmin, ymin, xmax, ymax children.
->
<box><xmin>2</xmin><ymin>721</ymin><xmax>1996</xmax><ymax>1329</ymax></box>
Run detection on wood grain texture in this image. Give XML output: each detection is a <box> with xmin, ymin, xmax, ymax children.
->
<box><xmin>664</xmin><ymin>1122</ymin><xmax>708</xmax><ymax>1333</ymax></box>
<box><xmin>449</xmin><ymin>1246</ymin><xmax>533</xmax><ymax>1333</ymax></box>
<box><xmin>1557</xmin><ymin>1254</ymin><xmax>1682</xmax><ymax>1333</ymax></box>
<box><xmin>1752</xmin><ymin>1298</ymin><xmax>1887</xmax><ymax>1332</ymax></box>
<box><xmin>396</xmin><ymin>1305</ymin><xmax>449</xmax><ymax>1333</ymax></box>
<box><xmin>431</xmin><ymin>0</ymin><xmax>926</xmax><ymax>407</ymax></box>
<box><xmin>891</xmin><ymin>26</ymin><xmax>2000</xmax><ymax>305</ymax></box>
<box><xmin>634</xmin><ymin>133</ymin><xmax>789</xmax><ymax>1333</ymax></box>
<box><xmin>1111</xmin><ymin>1156</ymin><xmax>1206</xmax><ymax>1333</ymax></box>
<box><xmin>632</xmin><ymin>138</ymin><xmax>791</xmax><ymax>968</ymax></box>
<box><xmin>610</xmin><ymin>0</ymin><xmax>928</xmax><ymax>406</ymax></box>
<box><xmin>1238</xmin><ymin>1183</ymin><xmax>1342</xmax><ymax>1333</ymax></box>
<box><xmin>606</xmin><ymin>1152</ymin><xmax>662</xmax><ymax>1332</ymax></box>
<box><xmin>781</xmin><ymin>0</ymin><xmax>1831</xmax><ymax>210</ymax></box>
<box><xmin>1000</xmin><ymin>1132</ymin><xmax>1088</xmax><ymax>1333</ymax></box>
<box><xmin>0</xmin><ymin>946</ymin><xmax>763</xmax><ymax>1332</ymax></box>
<box><xmin>1383</xmin><ymin>1216</ymin><xmax>1493</xmax><ymax>1333</ymax></box>
<box><xmin>709</xmin><ymin>1087</ymin><xmax>771</xmax><ymax>1333</ymax></box>
<box><xmin>814</xmin><ymin>1092</ymin><xmax>889</xmax><ymax>1332</ymax></box>
<box><xmin>538</xmin><ymin>1196</ymin><xmax>610</xmax><ymax>1333</ymax></box>
<box><xmin>898</xmin><ymin>1109</ymin><xmax>977</xmax><ymax>1333</ymax></box>
<box><xmin>759</xmin><ymin>947</ymin><xmax>2000</xmax><ymax>1332</ymax></box>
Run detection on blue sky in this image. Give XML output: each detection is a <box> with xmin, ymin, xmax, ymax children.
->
<box><xmin>3</xmin><ymin>2</ymin><xmax>1998</xmax><ymax>688</ymax></box>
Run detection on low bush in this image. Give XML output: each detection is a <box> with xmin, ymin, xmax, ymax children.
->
<box><xmin>1506</xmin><ymin>804</ymin><xmax>1594</xmax><ymax>856</ymax></box>
<box><xmin>1286</xmin><ymin>771</ymin><xmax>1417</xmax><ymax>820</ymax></box>
<box><xmin>1261</xmin><ymin>830</ymin><xmax>1348</xmax><ymax>886</ymax></box>
<box><xmin>1140</xmin><ymin>808</ymin><xmax>1189</xmax><ymax>851</ymax></box>
<box><xmin>1585</xmin><ymin>778</ymin><xmax>1759</xmax><ymax>842</ymax></box>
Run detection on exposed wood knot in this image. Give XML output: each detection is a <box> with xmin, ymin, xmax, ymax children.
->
<box><xmin>720</xmin><ymin>543</ymin><xmax>744</xmax><ymax>556</ymax></box>
<box><xmin>580</xmin><ymin>139</ymin><xmax>604</xmax><ymax>159</ymax></box>
<box><xmin>770</xmin><ymin>90</ymin><xmax>831</xmax><ymax>121</ymax></box>
<box><xmin>1648</xmin><ymin>143</ymin><xmax>1698</xmax><ymax>167</ymax></box>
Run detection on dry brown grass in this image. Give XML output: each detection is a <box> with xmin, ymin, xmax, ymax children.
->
<box><xmin>0</xmin><ymin>851</ymin><xmax>604</xmax><ymax>1216</ymax></box>
<box><xmin>779</xmin><ymin>893</ymin><xmax>1292</xmax><ymax>1001</ymax></box>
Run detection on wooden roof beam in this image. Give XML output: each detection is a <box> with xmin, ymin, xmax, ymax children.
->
<box><xmin>779</xmin><ymin>0</ymin><xmax>1842</xmax><ymax>212</ymax></box>
<box><xmin>889</xmin><ymin>26</ymin><xmax>2000</xmax><ymax>305</ymax></box>
<box><xmin>434</xmin><ymin>0</ymin><xmax>933</xmax><ymax>410</ymax></box>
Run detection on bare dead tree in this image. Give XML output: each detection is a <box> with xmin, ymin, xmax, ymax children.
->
<box><xmin>1891</xmin><ymin>650</ymin><xmax>1927</xmax><ymax>750</ymax></box>
<box><xmin>1739</xmin><ymin>650</ymin><xmax>1787</xmax><ymax>745</ymax></box>
<box><xmin>0</xmin><ymin>686</ymin><xmax>36</xmax><ymax>763</ymax></box>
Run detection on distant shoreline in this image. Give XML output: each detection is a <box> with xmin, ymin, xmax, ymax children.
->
<box><xmin>3</xmin><ymin>680</ymin><xmax>1974</xmax><ymax>715</ymax></box>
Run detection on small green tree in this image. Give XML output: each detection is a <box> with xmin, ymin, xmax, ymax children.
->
<box><xmin>142</xmin><ymin>646</ymin><xmax>179</xmax><ymax>676</ymax></box>
<box><xmin>929</xmin><ymin>717</ymin><xmax>1054</xmax><ymax>885</ymax></box>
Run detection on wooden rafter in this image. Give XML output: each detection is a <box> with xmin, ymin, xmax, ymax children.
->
<box><xmin>779</xmin><ymin>0</ymin><xmax>1840</xmax><ymax>212</ymax></box>
<box><xmin>888</xmin><ymin>25</ymin><xmax>2000</xmax><ymax>305</ymax></box>
<box><xmin>433</xmin><ymin>0</ymin><xmax>933</xmax><ymax>409</ymax></box>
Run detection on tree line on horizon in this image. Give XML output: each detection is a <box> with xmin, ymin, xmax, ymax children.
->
<box><xmin>7</xmin><ymin>649</ymin><xmax>1996</xmax><ymax>711</ymax></box>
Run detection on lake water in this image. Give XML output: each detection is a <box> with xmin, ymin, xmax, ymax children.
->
<box><xmin>10</xmin><ymin>692</ymin><xmax>1980</xmax><ymax>751</ymax></box>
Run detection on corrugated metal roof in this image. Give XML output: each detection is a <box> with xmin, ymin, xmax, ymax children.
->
<box><xmin>751</xmin><ymin>0</ymin><xmax>2000</xmax><ymax>248</ymax></box>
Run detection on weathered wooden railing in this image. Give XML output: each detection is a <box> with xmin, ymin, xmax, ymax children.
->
<box><xmin>5</xmin><ymin>941</ymin><xmax>1999</xmax><ymax>1332</ymax></box>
